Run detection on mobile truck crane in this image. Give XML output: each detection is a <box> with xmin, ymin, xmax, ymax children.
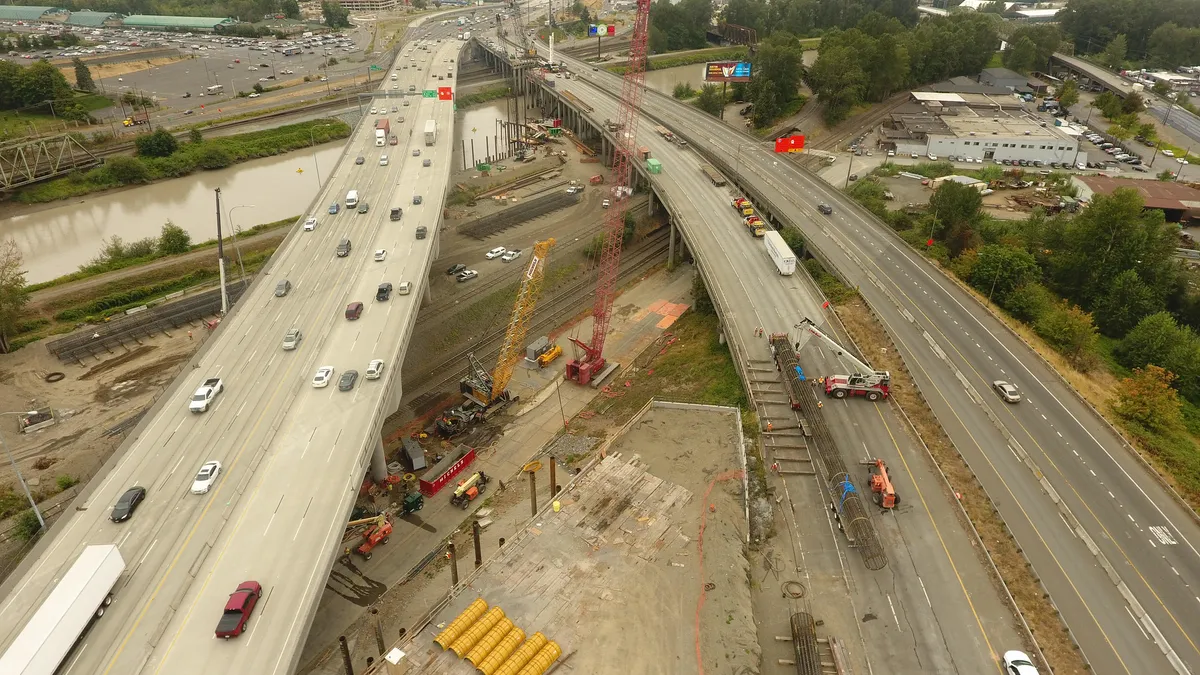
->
<box><xmin>438</xmin><ymin>239</ymin><xmax>555</xmax><ymax>437</ymax></box>
<box><xmin>796</xmin><ymin>318</ymin><xmax>891</xmax><ymax>401</ymax></box>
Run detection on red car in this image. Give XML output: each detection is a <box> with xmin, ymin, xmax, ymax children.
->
<box><xmin>215</xmin><ymin>580</ymin><xmax>262</xmax><ymax>639</ymax></box>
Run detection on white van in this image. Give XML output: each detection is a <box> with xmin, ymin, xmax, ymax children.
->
<box><xmin>345</xmin><ymin>190</ymin><xmax>359</xmax><ymax>208</ymax></box>
<box><xmin>390</xmin><ymin>72</ymin><xmax>398</xmax><ymax>81</ymax></box>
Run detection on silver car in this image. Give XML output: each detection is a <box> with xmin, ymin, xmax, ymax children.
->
<box><xmin>282</xmin><ymin>328</ymin><xmax>302</xmax><ymax>351</ymax></box>
<box><xmin>993</xmin><ymin>380</ymin><xmax>1021</xmax><ymax>403</ymax></box>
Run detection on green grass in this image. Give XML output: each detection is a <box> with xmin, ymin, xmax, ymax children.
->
<box><xmin>986</xmin><ymin>51</ymin><xmax>1004</xmax><ymax>69</ymax></box>
<box><xmin>607</xmin><ymin>47</ymin><xmax>748</xmax><ymax>75</ymax></box>
<box><xmin>14</xmin><ymin>119</ymin><xmax>350</xmax><ymax>204</ymax></box>
<box><xmin>0</xmin><ymin>92</ymin><xmax>113</xmax><ymax>140</ymax></box>
<box><xmin>458</xmin><ymin>85</ymin><xmax>512</xmax><ymax>108</ymax></box>
<box><xmin>25</xmin><ymin>215</ymin><xmax>298</xmax><ymax>292</ymax></box>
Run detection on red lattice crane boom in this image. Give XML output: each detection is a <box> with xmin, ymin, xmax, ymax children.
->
<box><xmin>566</xmin><ymin>0</ymin><xmax>652</xmax><ymax>386</ymax></box>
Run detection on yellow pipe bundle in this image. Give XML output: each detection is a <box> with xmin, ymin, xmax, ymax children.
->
<box><xmin>433</xmin><ymin>598</ymin><xmax>487</xmax><ymax>650</ymax></box>
<box><xmin>476</xmin><ymin>627</ymin><xmax>527</xmax><ymax>675</ymax></box>
<box><xmin>464</xmin><ymin>617</ymin><xmax>516</xmax><ymax>666</ymax></box>
<box><xmin>492</xmin><ymin>632</ymin><xmax>548</xmax><ymax>675</ymax></box>
<box><xmin>450</xmin><ymin>607</ymin><xmax>507</xmax><ymax>658</ymax></box>
<box><xmin>513</xmin><ymin>641</ymin><xmax>562</xmax><ymax>675</ymax></box>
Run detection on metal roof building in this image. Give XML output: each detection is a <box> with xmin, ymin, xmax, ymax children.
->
<box><xmin>121</xmin><ymin>14</ymin><xmax>238</xmax><ymax>31</ymax></box>
<box><xmin>0</xmin><ymin>6</ymin><xmax>69</xmax><ymax>22</ymax></box>
<box><xmin>1074</xmin><ymin>176</ymin><xmax>1200</xmax><ymax>222</ymax></box>
<box><xmin>65</xmin><ymin>10</ymin><xmax>123</xmax><ymax>27</ymax></box>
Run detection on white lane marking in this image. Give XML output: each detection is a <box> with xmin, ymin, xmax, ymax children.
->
<box><xmin>169</xmin><ymin>455</ymin><xmax>186</xmax><ymax>476</ymax></box>
<box><xmin>1126</xmin><ymin>605</ymin><xmax>1150</xmax><ymax>639</ymax></box>
<box><xmin>138</xmin><ymin>539</ymin><xmax>158</xmax><ymax>567</ymax></box>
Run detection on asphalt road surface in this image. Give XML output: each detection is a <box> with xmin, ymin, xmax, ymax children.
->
<box><xmin>539</xmin><ymin>38</ymin><xmax>1200</xmax><ymax>675</ymax></box>
<box><xmin>485</xmin><ymin>33</ymin><xmax>1023</xmax><ymax>673</ymax></box>
<box><xmin>0</xmin><ymin>26</ymin><xmax>465</xmax><ymax>675</ymax></box>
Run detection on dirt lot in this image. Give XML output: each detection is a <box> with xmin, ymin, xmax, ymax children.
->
<box><xmin>0</xmin><ymin>331</ymin><xmax>208</xmax><ymax>520</ymax></box>
<box><xmin>388</xmin><ymin>405</ymin><xmax>756</xmax><ymax>675</ymax></box>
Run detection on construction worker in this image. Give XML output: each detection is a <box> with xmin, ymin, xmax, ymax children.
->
<box><xmin>766</xmin><ymin>421</ymin><xmax>774</xmax><ymax>432</ymax></box>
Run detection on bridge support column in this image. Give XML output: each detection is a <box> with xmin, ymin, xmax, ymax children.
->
<box><xmin>667</xmin><ymin>219</ymin><xmax>676</xmax><ymax>270</ymax></box>
<box><xmin>648</xmin><ymin>190</ymin><xmax>656</xmax><ymax>216</ymax></box>
<box><xmin>370</xmin><ymin>436</ymin><xmax>388</xmax><ymax>482</ymax></box>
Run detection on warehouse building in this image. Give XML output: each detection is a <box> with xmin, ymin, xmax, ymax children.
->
<box><xmin>121</xmin><ymin>14</ymin><xmax>237</xmax><ymax>32</ymax></box>
<box><xmin>881</xmin><ymin>94</ymin><xmax>1086</xmax><ymax>166</ymax></box>
<box><xmin>1073</xmin><ymin>176</ymin><xmax>1200</xmax><ymax>223</ymax></box>
<box><xmin>0</xmin><ymin>6</ymin><xmax>70</xmax><ymax>23</ymax></box>
<box><xmin>332</xmin><ymin>0</ymin><xmax>403</xmax><ymax>10</ymax></box>
<box><xmin>64</xmin><ymin>10</ymin><xmax>124</xmax><ymax>28</ymax></box>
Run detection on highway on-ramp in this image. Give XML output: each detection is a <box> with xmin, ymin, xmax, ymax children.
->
<box><xmin>544</xmin><ymin>40</ymin><xmax>1200</xmax><ymax>675</ymax></box>
<box><xmin>0</xmin><ymin>26</ymin><xmax>467</xmax><ymax>675</ymax></box>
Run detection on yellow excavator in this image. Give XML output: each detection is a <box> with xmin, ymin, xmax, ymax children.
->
<box><xmin>438</xmin><ymin>239</ymin><xmax>555</xmax><ymax>437</ymax></box>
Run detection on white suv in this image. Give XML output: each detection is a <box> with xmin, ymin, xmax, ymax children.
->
<box><xmin>303</xmin><ymin>217</ymin><xmax>317</xmax><ymax>231</ymax></box>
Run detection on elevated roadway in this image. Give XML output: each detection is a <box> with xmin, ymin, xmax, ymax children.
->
<box><xmin>0</xmin><ymin>23</ymin><xmax>469</xmax><ymax>675</ymax></box>
<box><xmin>476</xmin><ymin>34</ymin><xmax>1023</xmax><ymax>673</ymax></box>
<box><xmin>521</xmin><ymin>38</ymin><xmax>1200</xmax><ymax>675</ymax></box>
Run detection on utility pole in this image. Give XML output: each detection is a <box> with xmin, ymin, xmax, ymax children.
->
<box><xmin>214</xmin><ymin>188</ymin><xmax>229</xmax><ymax>315</ymax></box>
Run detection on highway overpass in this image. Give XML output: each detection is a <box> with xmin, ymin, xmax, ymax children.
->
<box><xmin>491</xmin><ymin>35</ymin><xmax>1200</xmax><ymax>675</ymax></box>
<box><xmin>473</xmin><ymin>33</ymin><xmax>1026</xmax><ymax>672</ymax></box>
<box><xmin>0</xmin><ymin>20</ymin><xmax>470</xmax><ymax>675</ymax></box>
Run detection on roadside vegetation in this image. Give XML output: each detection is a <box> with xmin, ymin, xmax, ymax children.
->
<box><xmin>846</xmin><ymin>170</ymin><xmax>1200</xmax><ymax>511</ymax></box>
<box><xmin>1</xmin><ymin>215</ymin><xmax>296</xmax><ymax>351</ymax></box>
<box><xmin>11</xmin><ymin>119</ymin><xmax>350</xmax><ymax>204</ymax></box>
<box><xmin>458</xmin><ymin>85</ymin><xmax>512</xmax><ymax>108</ymax></box>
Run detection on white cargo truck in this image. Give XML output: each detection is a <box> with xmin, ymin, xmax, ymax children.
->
<box><xmin>424</xmin><ymin>119</ymin><xmax>437</xmax><ymax>146</ymax></box>
<box><xmin>0</xmin><ymin>545</ymin><xmax>126</xmax><ymax>675</ymax></box>
<box><xmin>764</xmin><ymin>231</ymin><xmax>796</xmax><ymax>276</ymax></box>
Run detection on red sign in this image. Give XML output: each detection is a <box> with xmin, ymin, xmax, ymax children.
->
<box><xmin>607</xmin><ymin>25</ymin><xmax>615</xmax><ymax>35</ymax></box>
<box><xmin>437</xmin><ymin>87</ymin><xmax>453</xmax><ymax>101</ymax></box>
<box><xmin>774</xmin><ymin>135</ymin><xmax>805</xmax><ymax>153</ymax></box>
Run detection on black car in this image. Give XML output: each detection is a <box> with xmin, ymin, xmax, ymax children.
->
<box><xmin>111</xmin><ymin>486</ymin><xmax>147</xmax><ymax>522</ymax></box>
<box><xmin>390</xmin><ymin>207</ymin><xmax>403</xmax><ymax>221</ymax></box>
<box><xmin>377</xmin><ymin>282</ymin><xmax>393</xmax><ymax>301</ymax></box>
<box><xmin>817</xmin><ymin>203</ymin><xmax>833</xmax><ymax>215</ymax></box>
<box><xmin>447</xmin><ymin>263</ymin><xmax>467</xmax><ymax>276</ymax></box>
<box><xmin>338</xmin><ymin>370</ymin><xmax>359</xmax><ymax>391</ymax></box>
<box><xmin>355</xmin><ymin>155</ymin><xmax>365</xmax><ymax>165</ymax></box>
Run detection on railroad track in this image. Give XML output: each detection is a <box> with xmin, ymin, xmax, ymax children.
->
<box><xmin>399</xmin><ymin>230</ymin><xmax>670</xmax><ymax>409</ymax></box>
<box><xmin>808</xmin><ymin>92</ymin><xmax>909</xmax><ymax>152</ymax></box>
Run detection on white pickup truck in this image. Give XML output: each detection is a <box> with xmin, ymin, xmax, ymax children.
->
<box><xmin>190</xmin><ymin>377</ymin><xmax>224</xmax><ymax>413</ymax></box>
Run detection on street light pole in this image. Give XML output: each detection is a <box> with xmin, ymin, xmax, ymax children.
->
<box><xmin>228</xmin><ymin>204</ymin><xmax>255</xmax><ymax>285</ymax></box>
<box><xmin>309</xmin><ymin>124</ymin><xmax>333</xmax><ymax>187</ymax></box>
<box><xmin>1</xmin><ymin>411</ymin><xmax>47</xmax><ymax>533</ymax></box>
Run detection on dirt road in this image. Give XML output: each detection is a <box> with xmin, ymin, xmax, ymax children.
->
<box><xmin>28</xmin><ymin>228</ymin><xmax>290</xmax><ymax>309</ymax></box>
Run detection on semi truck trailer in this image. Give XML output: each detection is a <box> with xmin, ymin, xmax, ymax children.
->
<box><xmin>0</xmin><ymin>545</ymin><xmax>126</xmax><ymax>675</ymax></box>
<box><xmin>375</xmin><ymin>118</ymin><xmax>390</xmax><ymax>147</ymax></box>
<box><xmin>764</xmin><ymin>230</ymin><xmax>796</xmax><ymax>275</ymax></box>
<box><xmin>424</xmin><ymin>119</ymin><xmax>437</xmax><ymax>146</ymax></box>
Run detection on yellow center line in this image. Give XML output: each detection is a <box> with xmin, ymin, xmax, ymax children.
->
<box><xmin>868</xmin><ymin>403</ymin><xmax>1002</xmax><ymax>671</ymax></box>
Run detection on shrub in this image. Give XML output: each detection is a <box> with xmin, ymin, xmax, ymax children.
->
<box><xmin>13</xmin><ymin>510</ymin><xmax>43</xmax><ymax>541</ymax></box>
<box><xmin>105</xmin><ymin>155</ymin><xmax>150</xmax><ymax>184</ymax></box>
<box><xmin>56</xmin><ymin>475</ymin><xmax>79</xmax><ymax>490</ymax></box>
<box><xmin>158</xmin><ymin>221</ymin><xmax>191</xmax><ymax>255</ymax></box>
<box><xmin>134</xmin><ymin>128</ymin><xmax>178</xmax><ymax>158</ymax></box>
<box><xmin>194</xmin><ymin>145</ymin><xmax>233</xmax><ymax>170</ymax></box>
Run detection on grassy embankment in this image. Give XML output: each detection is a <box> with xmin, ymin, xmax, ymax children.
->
<box><xmin>12</xmin><ymin>119</ymin><xmax>351</xmax><ymax>204</ymax></box>
<box><xmin>606</xmin><ymin>47</ymin><xmax>748</xmax><ymax>75</ymax></box>
<box><xmin>0</xmin><ymin>93</ymin><xmax>113</xmax><ymax>138</ymax></box>
<box><xmin>457</xmin><ymin>85</ymin><xmax>513</xmax><ymax>108</ymax></box>
<box><xmin>11</xmin><ymin>215</ymin><xmax>298</xmax><ymax>350</ymax></box>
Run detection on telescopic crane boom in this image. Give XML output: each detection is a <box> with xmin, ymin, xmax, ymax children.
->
<box><xmin>795</xmin><ymin>317</ymin><xmax>891</xmax><ymax>400</ymax></box>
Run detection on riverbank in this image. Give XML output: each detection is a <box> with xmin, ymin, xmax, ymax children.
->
<box><xmin>12</xmin><ymin>215</ymin><xmax>296</xmax><ymax>350</ymax></box>
<box><xmin>8</xmin><ymin>119</ymin><xmax>351</xmax><ymax>206</ymax></box>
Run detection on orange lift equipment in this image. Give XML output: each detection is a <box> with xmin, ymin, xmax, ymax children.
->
<box><xmin>862</xmin><ymin>459</ymin><xmax>900</xmax><ymax>509</ymax></box>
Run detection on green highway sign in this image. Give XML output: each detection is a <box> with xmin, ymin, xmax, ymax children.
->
<box><xmin>369</xmin><ymin>65</ymin><xmax>382</xmax><ymax>71</ymax></box>
<box><xmin>423</xmin><ymin>89</ymin><xmax>436</xmax><ymax>98</ymax></box>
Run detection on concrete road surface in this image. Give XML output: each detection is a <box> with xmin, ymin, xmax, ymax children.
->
<box><xmin>545</xmin><ymin>39</ymin><xmax>1200</xmax><ymax>675</ymax></box>
<box><xmin>0</xmin><ymin>25</ymin><xmax>467</xmax><ymax>675</ymax></box>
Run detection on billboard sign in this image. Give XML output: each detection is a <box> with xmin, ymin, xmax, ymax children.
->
<box><xmin>704</xmin><ymin>61</ymin><xmax>752</xmax><ymax>83</ymax></box>
<box><xmin>774</xmin><ymin>135</ymin><xmax>805</xmax><ymax>153</ymax></box>
<box><xmin>588</xmin><ymin>24</ymin><xmax>616</xmax><ymax>36</ymax></box>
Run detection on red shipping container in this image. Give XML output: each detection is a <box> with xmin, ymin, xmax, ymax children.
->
<box><xmin>420</xmin><ymin>446</ymin><xmax>477</xmax><ymax>496</ymax></box>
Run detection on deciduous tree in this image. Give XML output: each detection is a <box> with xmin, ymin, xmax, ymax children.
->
<box><xmin>1034</xmin><ymin>300</ymin><xmax>1099</xmax><ymax>369</ymax></box>
<box><xmin>72</xmin><ymin>57</ymin><xmax>95</xmax><ymax>92</ymax></box>
<box><xmin>134</xmin><ymin>128</ymin><xmax>178</xmax><ymax>158</ymax></box>
<box><xmin>158</xmin><ymin>221</ymin><xmax>192</xmax><ymax>255</ymax></box>
<box><xmin>1112</xmin><ymin>365</ymin><xmax>1183</xmax><ymax>433</ymax></box>
<box><xmin>0</xmin><ymin>239</ymin><xmax>29</xmax><ymax>351</ymax></box>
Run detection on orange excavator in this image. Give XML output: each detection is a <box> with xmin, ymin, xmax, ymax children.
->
<box><xmin>862</xmin><ymin>459</ymin><xmax>900</xmax><ymax>509</ymax></box>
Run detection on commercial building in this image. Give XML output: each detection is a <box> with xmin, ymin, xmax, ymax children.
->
<box><xmin>121</xmin><ymin>14</ymin><xmax>237</xmax><ymax>32</ymax></box>
<box><xmin>1073</xmin><ymin>176</ymin><xmax>1200</xmax><ymax>222</ymax></box>
<box><xmin>881</xmin><ymin>93</ymin><xmax>1086</xmax><ymax>166</ymax></box>
<box><xmin>64</xmin><ymin>10</ymin><xmax>124</xmax><ymax>28</ymax></box>
<box><xmin>979</xmin><ymin>67</ymin><xmax>1049</xmax><ymax>96</ymax></box>
<box><xmin>0</xmin><ymin>5</ymin><xmax>69</xmax><ymax>23</ymax></box>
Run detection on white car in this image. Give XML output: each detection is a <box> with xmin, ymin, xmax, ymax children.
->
<box><xmin>366</xmin><ymin>359</ymin><xmax>385</xmax><ymax>380</ymax></box>
<box><xmin>374</xmin><ymin>249</ymin><xmax>387</xmax><ymax>262</ymax></box>
<box><xmin>501</xmin><ymin>249</ymin><xmax>522</xmax><ymax>262</ymax></box>
<box><xmin>1163</xmin><ymin>149</ymin><xmax>1176</xmax><ymax>157</ymax></box>
<box><xmin>398</xmin><ymin>281</ymin><xmax>412</xmax><ymax>295</ymax></box>
<box><xmin>312</xmin><ymin>366</ymin><xmax>335</xmax><ymax>388</ymax></box>
<box><xmin>303</xmin><ymin>217</ymin><xmax>317</xmax><ymax>231</ymax></box>
<box><xmin>369</xmin><ymin>107</ymin><xmax>377</xmax><ymax>114</ymax></box>
<box><xmin>380</xmin><ymin>154</ymin><xmax>389</xmax><ymax>166</ymax></box>
<box><xmin>190</xmin><ymin>461</ymin><xmax>222</xmax><ymax>494</ymax></box>
<box><xmin>485</xmin><ymin>246</ymin><xmax>507</xmax><ymax>260</ymax></box>
<box><xmin>993</xmin><ymin>380</ymin><xmax>1021</xmax><ymax>403</ymax></box>
<box><xmin>248</xmin><ymin>92</ymin><xmax>260</xmax><ymax>98</ymax></box>
<box><xmin>1002</xmin><ymin>651</ymin><xmax>1039</xmax><ymax>675</ymax></box>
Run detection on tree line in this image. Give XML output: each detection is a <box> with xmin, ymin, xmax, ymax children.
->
<box><xmin>1059</xmin><ymin>0</ymin><xmax>1200</xmax><ymax>67</ymax></box>
<box><xmin>722</xmin><ymin>0</ymin><xmax>919</xmax><ymax>37</ymax></box>
<box><xmin>0</xmin><ymin>60</ymin><xmax>89</xmax><ymax>119</ymax></box>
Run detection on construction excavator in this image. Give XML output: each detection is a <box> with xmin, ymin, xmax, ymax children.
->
<box><xmin>342</xmin><ymin>513</ymin><xmax>394</xmax><ymax>561</ymax></box>
<box><xmin>437</xmin><ymin>239</ymin><xmax>555</xmax><ymax>437</ymax></box>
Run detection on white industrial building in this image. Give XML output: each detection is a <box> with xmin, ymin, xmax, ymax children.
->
<box><xmin>879</xmin><ymin>92</ymin><xmax>1087</xmax><ymax>167</ymax></box>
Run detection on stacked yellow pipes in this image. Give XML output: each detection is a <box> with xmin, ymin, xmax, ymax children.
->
<box><xmin>433</xmin><ymin>598</ymin><xmax>487</xmax><ymax>650</ymax></box>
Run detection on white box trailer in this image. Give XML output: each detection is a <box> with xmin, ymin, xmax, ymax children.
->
<box><xmin>424</xmin><ymin>119</ymin><xmax>437</xmax><ymax>146</ymax></box>
<box><xmin>764</xmin><ymin>230</ymin><xmax>796</xmax><ymax>276</ymax></box>
<box><xmin>0</xmin><ymin>545</ymin><xmax>126</xmax><ymax>675</ymax></box>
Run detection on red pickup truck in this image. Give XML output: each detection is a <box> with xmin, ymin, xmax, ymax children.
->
<box><xmin>215</xmin><ymin>580</ymin><xmax>262</xmax><ymax>638</ymax></box>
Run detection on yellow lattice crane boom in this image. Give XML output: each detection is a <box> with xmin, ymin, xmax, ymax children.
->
<box><xmin>457</xmin><ymin>238</ymin><xmax>556</xmax><ymax>410</ymax></box>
